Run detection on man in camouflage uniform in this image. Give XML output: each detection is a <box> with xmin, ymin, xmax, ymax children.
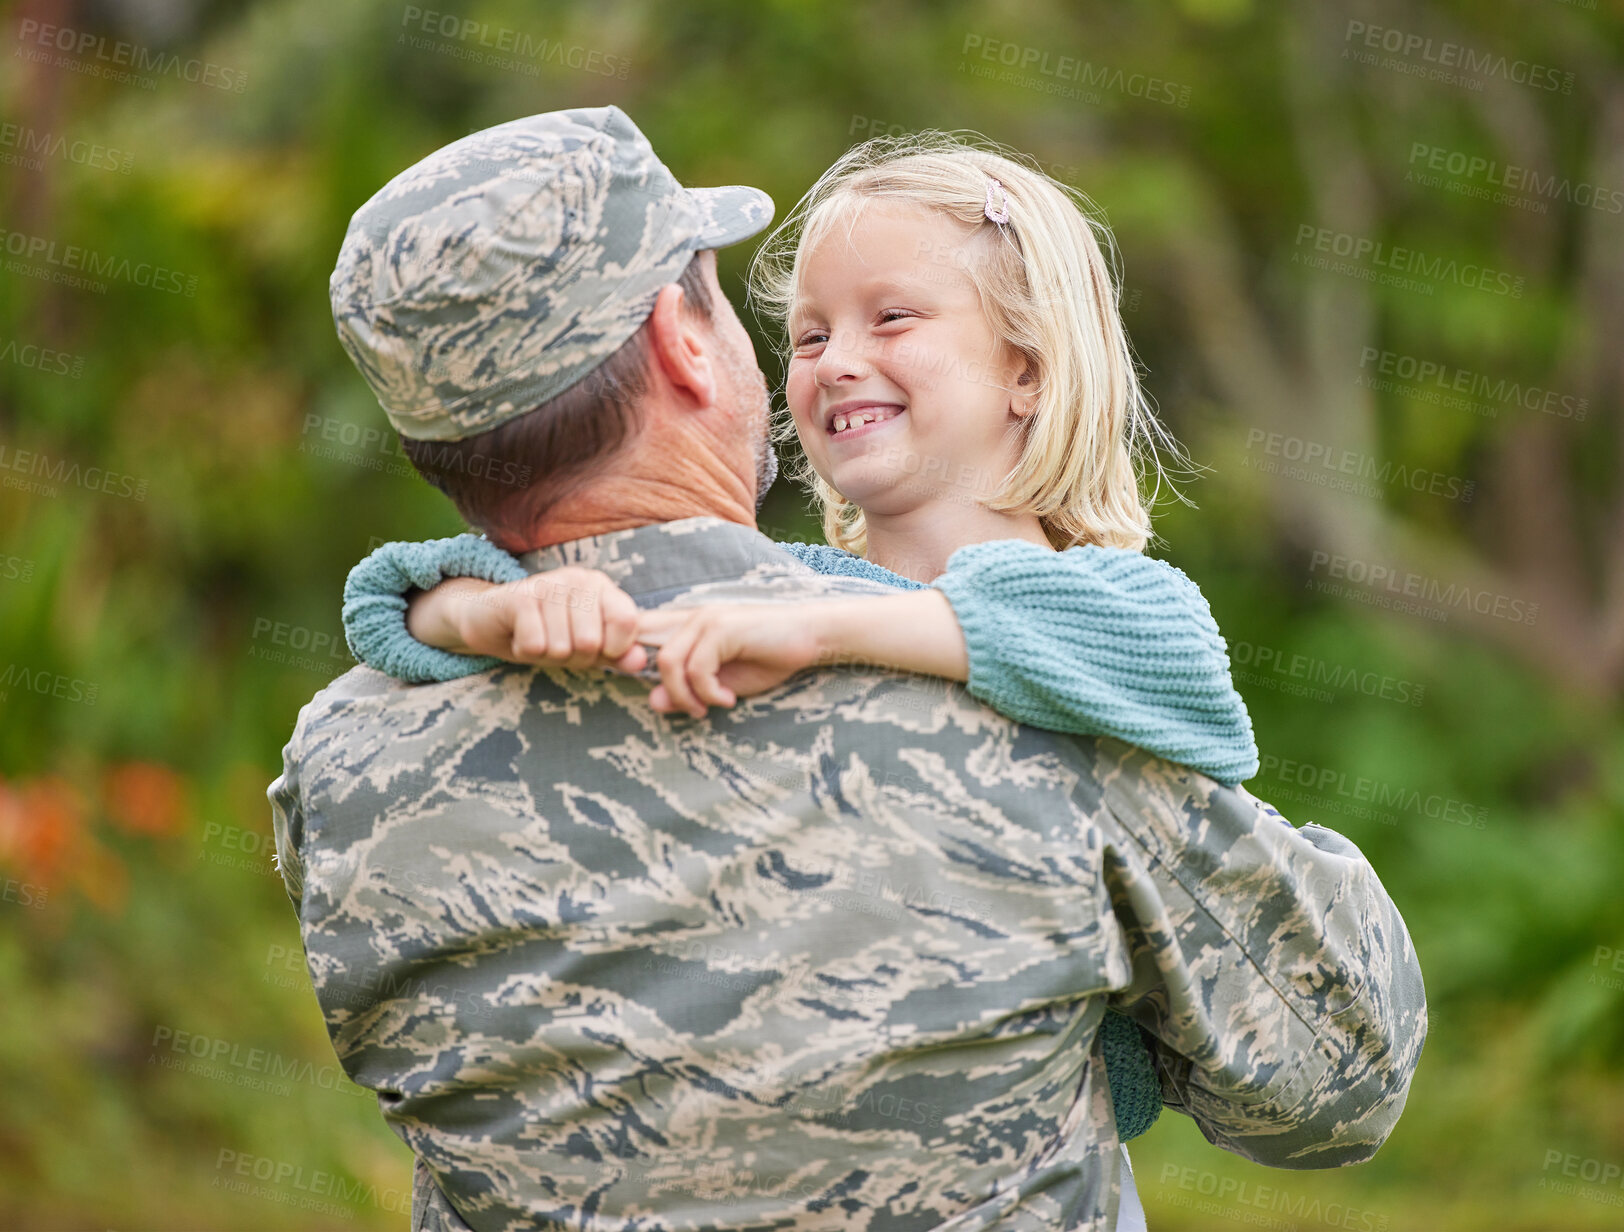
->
<box><xmin>270</xmin><ymin>106</ymin><xmax>1426</xmax><ymax>1231</ymax></box>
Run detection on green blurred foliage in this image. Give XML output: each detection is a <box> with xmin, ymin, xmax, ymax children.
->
<box><xmin>0</xmin><ymin>1</ymin><xmax>1620</xmax><ymax>1228</ymax></box>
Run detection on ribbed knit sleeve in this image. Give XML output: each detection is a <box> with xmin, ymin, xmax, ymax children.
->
<box><xmin>341</xmin><ymin>535</ymin><xmax>529</xmax><ymax>684</ymax></box>
<box><xmin>930</xmin><ymin>540</ymin><xmax>1259</xmax><ymax>785</ymax></box>
<box><xmin>776</xmin><ymin>541</ymin><xmax>929</xmax><ymax>590</ymax></box>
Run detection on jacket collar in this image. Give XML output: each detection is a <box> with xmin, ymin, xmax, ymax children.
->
<box><xmin>514</xmin><ymin>516</ymin><xmax>799</xmax><ymax>600</ymax></box>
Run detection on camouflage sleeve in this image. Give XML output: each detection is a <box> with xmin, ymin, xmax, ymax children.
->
<box><xmin>1094</xmin><ymin>747</ymin><xmax>1426</xmax><ymax>1168</ymax></box>
<box><xmin>412</xmin><ymin>1158</ymin><xmax>476</xmax><ymax>1232</ymax></box>
<box><xmin>266</xmin><ymin>724</ymin><xmax>307</xmax><ymax>908</ymax></box>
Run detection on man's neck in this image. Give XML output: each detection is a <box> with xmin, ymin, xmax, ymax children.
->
<box><xmin>513</xmin><ymin>448</ymin><xmax>757</xmax><ymax>551</ymax></box>
<box><xmin>861</xmin><ymin>503</ymin><xmax>1055</xmax><ymax>583</ymax></box>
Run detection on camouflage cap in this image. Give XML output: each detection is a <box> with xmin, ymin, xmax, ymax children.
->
<box><xmin>329</xmin><ymin>106</ymin><xmax>774</xmax><ymax>442</ymax></box>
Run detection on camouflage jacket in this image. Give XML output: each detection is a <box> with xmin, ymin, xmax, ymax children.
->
<box><xmin>268</xmin><ymin>516</ymin><xmax>1427</xmax><ymax>1232</ymax></box>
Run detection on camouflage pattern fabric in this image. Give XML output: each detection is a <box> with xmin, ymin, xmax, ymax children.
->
<box><xmin>327</xmin><ymin>106</ymin><xmax>773</xmax><ymax>442</ymax></box>
<box><xmin>269</xmin><ymin>516</ymin><xmax>1427</xmax><ymax>1232</ymax></box>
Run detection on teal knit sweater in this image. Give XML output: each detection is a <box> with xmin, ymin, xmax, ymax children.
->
<box><xmin>340</xmin><ymin>531</ymin><xmax>1264</xmax><ymax>1142</ymax></box>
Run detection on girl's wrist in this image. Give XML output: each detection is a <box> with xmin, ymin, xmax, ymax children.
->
<box><xmin>807</xmin><ymin>592</ymin><xmax>968</xmax><ymax>682</ymax></box>
<box><xmin>804</xmin><ymin>599</ymin><xmax>860</xmax><ymax>669</ymax></box>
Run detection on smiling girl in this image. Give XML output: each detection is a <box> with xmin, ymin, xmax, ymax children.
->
<box><xmin>336</xmin><ymin>135</ymin><xmax>1263</xmax><ymax>1172</ymax></box>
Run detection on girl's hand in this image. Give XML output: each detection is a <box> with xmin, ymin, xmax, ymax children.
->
<box><xmin>420</xmin><ymin>568</ymin><xmax>649</xmax><ymax>673</ymax></box>
<box><xmin>633</xmin><ymin>589</ymin><xmax>968</xmax><ymax>719</ymax></box>
<box><xmin>634</xmin><ymin>602</ymin><xmax>829</xmax><ymax>718</ymax></box>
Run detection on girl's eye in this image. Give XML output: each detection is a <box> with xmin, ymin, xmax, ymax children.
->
<box><xmin>876</xmin><ymin>309</ymin><xmax>915</xmax><ymax>325</ymax></box>
<box><xmin>793</xmin><ymin>329</ymin><xmax>828</xmax><ymax>349</ymax></box>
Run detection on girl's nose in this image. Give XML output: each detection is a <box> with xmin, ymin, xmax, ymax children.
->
<box><xmin>814</xmin><ymin>326</ymin><xmax>872</xmax><ymax>386</ymax></box>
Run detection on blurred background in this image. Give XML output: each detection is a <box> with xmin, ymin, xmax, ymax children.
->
<box><xmin>1</xmin><ymin>1</ymin><xmax>1620</xmax><ymax>1228</ymax></box>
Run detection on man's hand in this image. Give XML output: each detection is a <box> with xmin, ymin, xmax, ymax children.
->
<box><xmin>411</xmin><ymin>569</ymin><xmax>649</xmax><ymax>673</ymax></box>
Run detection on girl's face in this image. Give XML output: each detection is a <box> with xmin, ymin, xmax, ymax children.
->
<box><xmin>784</xmin><ymin>202</ymin><xmax>1033</xmax><ymax>517</ymax></box>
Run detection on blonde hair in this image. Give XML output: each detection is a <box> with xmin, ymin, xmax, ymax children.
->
<box><xmin>748</xmin><ymin>130</ymin><xmax>1195</xmax><ymax>557</ymax></box>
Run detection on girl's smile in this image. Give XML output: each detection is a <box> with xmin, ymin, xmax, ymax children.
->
<box><xmin>825</xmin><ymin>400</ymin><xmax>906</xmax><ymax>441</ymax></box>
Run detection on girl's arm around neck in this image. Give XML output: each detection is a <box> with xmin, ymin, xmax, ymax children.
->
<box><xmin>801</xmin><ymin>589</ymin><xmax>969</xmax><ymax>683</ymax></box>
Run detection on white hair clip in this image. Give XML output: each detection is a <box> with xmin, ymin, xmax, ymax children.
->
<box><xmin>984</xmin><ymin>178</ymin><xmax>1011</xmax><ymax>226</ymax></box>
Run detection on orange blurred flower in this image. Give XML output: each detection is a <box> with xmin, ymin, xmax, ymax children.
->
<box><xmin>103</xmin><ymin>761</ymin><xmax>189</xmax><ymax>838</ymax></box>
<box><xmin>0</xmin><ymin>775</ymin><xmax>86</xmax><ymax>884</ymax></box>
<box><xmin>0</xmin><ymin>766</ymin><xmax>174</xmax><ymax>917</ymax></box>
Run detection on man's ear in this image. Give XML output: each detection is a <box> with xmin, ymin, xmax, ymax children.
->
<box><xmin>645</xmin><ymin>282</ymin><xmax>717</xmax><ymax>409</ymax></box>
